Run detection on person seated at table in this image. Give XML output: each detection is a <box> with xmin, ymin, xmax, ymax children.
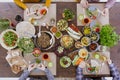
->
<box><xmin>76</xmin><ymin>59</ymin><xmax>120</xmax><ymax>80</ymax></box>
<box><xmin>19</xmin><ymin>63</ymin><xmax>54</xmax><ymax>80</ymax></box>
<box><xmin>80</xmin><ymin>0</ymin><xmax>116</xmax><ymax>16</ymax></box>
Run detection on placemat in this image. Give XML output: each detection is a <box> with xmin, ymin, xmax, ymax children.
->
<box><xmin>24</xmin><ymin>52</ymin><xmax>57</xmax><ymax>75</ymax></box>
<box><xmin>77</xmin><ymin>3</ymin><xmax>109</xmax><ymax>26</ymax></box>
<box><xmin>24</xmin><ymin>4</ymin><xmax>56</xmax><ymax>26</ymax></box>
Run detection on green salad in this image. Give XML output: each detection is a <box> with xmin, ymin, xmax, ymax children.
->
<box><xmin>17</xmin><ymin>38</ymin><xmax>34</xmax><ymax>53</ymax></box>
<box><xmin>100</xmin><ymin>24</ymin><xmax>120</xmax><ymax>47</ymax></box>
<box><xmin>3</xmin><ymin>31</ymin><xmax>18</xmax><ymax>47</ymax></box>
<box><xmin>62</xmin><ymin>9</ymin><xmax>75</xmax><ymax>21</ymax></box>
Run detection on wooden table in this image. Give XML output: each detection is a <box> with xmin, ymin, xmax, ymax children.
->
<box><xmin>0</xmin><ymin>2</ymin><xmax>120</xmax><ymax>78</ymax></box>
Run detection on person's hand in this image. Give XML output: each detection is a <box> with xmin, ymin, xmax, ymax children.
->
<box><xmin>78</xmin><ymin>61</ymin><xmax>86</xmax><ymax>68</ymax></box>
<box><xmin>101</xmin><ymin>8</ymin><xmax>109</xmax><ymax>16</ymax></box>
<box><xmin>107</xmin><ymin>59</ymin><xmax>112</xmax><ymax>65</ymax></box>
<box><xmin>80</xmin><ymin>0</ymin><xmax>89</xmax><ymax>8</ymax></box>
<box><xmin>37</xmin><ymin>63</ymin><xmax>46</xmax><ymax>71</ymax></box>
<box><xmin>28</xmin><ymin>63</ymin><xmax>36</xmax><ymax>72</ymax></box>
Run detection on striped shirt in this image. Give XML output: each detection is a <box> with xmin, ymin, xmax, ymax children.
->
<box><xmin>76</xmin><ymin>63</ymin><xmax>120</xmax><ymax>80</ymax></box>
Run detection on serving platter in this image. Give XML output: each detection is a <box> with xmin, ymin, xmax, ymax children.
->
<box><xmin>29</xmin><ymin>4</ymin><xmax>48</xmax><ymax>19</ymax></box>
<box><xmin>16</xmin><ymin>21</ymin><xmax>35</xmax><ymax>38</ymax></box>
<box><xmin>6</xmin><ymin>49</ymin><xmax>27</xmax><ymax>74</ymax></box>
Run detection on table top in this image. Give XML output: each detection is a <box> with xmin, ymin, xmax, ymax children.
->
<box><xmin>24</xmin><ymin>52</ymin><xmax>57</xmax><ymax>76</ymax></box>
<box><xmin>0</xmin><ymin>2</ymin><xmax>120</xmax><ymax>78</ymax></box>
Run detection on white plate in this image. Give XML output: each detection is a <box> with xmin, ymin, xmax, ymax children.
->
<box><xmin>0</xmin><ymin>29</ymin><xmax>19</xmax><ymax>50</ymax></box>
<box><xmin>29</xmin><ymin>4</ymin><xmax>48</xmax><ymax>19</ymax></box>
<box><xmin>16</xmin><ymin>21</ymin><xmax>35</xmax><ymax>38</ymax></box>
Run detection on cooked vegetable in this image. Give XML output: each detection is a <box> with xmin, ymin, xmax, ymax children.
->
<box><xmin>90</xmin><ymin>32</ymin><xmax>99</xmax><ymax>42</ymax></box>
<box><xmin>55</xmin><ymin>31</ymin><xmax>62</xmax><ymax>39</ymax></box>
<box><xmin>79</xmin><ymin>48</ymin><xmax>88</xmax><ymax>58</ymax></box>
<box><xmin>75</xmin><ymin>41</ymin><xmax>83</xmax><ymax>48</ymax></box>
<box><xmin>83</xmin><ymin>26</ymin><xmax>91</xmax><ymax>35</ymax></box>
<box><xmin>17</xmin><ymin>38</ymin><xmax>34</xmax><ymax>53</ymax></box>
<box><xmin>57</xmin><ymin>46</ymin><xmax>64</xmax><ymax>53</ymax></box>
<box><xmin>60</xmin><ymin>35</ymin><xmax>74</xmax><ymax>49</ymax></box>
<box><xmin>37</xmin><ymin>32</ymin><xmax>51</xmax><ymax>49</ymax></box>
<box><xmin>75</xmin><ymin>58</ymin><xmax>84</xmax><ymax>66</ymax></box>
<box><xmin>62</xmin><ymin>9</ymin><xmax>75</xmax><ymax>21</ymax></box>
<box><xmin>81</xmin><ymin>37</ymin><xmax>91</xmax><ymax>46</ymax></box>
<box><xmin>3</xmin><ymin>31</ymin><xmax>18</xmax><ymax>47</ymax></box>
<box><xmin>60</xmin><ymin>56</ymin><xmax>71</xmax><ymax>68</ymax></box>
<box><xmin>72</xmin><ymin>55</ymin><xmax>79</xmax><ymax>65</ymax></box>
<box><xmin>57</xmin><ymin>19</ymin><xmax>68</xmax><ymax>31</ymax></box>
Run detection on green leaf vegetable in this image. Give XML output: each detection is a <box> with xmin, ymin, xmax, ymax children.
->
<box><xmin>0</xmin><ymin>19</ymin><xmax>10</xmax><ymax>31</ymax></box>
<box><xmin>100</xmin><ymin>24</ymin><xmax>119</xmax><ymax>47</ymax></box>
<box><xmin>3</xmin><ymin>31</ymin><xmax>18</xmax><ymax>47</ymax></box>
<box><xmin>17</xmin><ymin>38</ymin><xmax>34</xmax><ymax>53</ymax></box>
<box><xmin>63</xmin><ymin>9</ymin><xmax>75</xmax><ymax>21</ymax></box>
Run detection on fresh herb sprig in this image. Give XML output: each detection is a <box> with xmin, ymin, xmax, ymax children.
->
<box><xmin>100</xmin><ymin>24</ymin><xmax>119</xmax><ymax>47</ymax></box>
<box><xmin>63</xmin><ymin>9</ymin><xmax>75</xmax><ymax>21</ymax></box>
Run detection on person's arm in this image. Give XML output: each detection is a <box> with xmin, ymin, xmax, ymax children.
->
<box><xmin>44</xmin><ymin>68</ymin><xmax>54</xmax><ymax>80</ymax></box>
<box><xmin>105</xmin><ymin>0</ymin><xmax>116</xmax><ymax>9</ymax></box>
<box><xmin>37</xmin><ymin>63</ymin><xmax>54</xmax><ymax>80</ymax></box>
<box><xmin>76</xmin><ymin>61</ymin><xmax>86</xmax><ymax>80</ymax></box>
<box><xmin>14</xmin><ymin>0</ymin><xmax>27</xmax><ymax>10</ymax></box>
<box><xmin>19</xmin><ymin>69</ymin><xmax>30</xmax><ymax>80</ymax></box>
<box><xmin>76</xmin><ymin>67</ymin><xmax>84</xmax><ymax>80</ymax></box>
<box><xmin>19</xmin><ymin>64</ymin><xmax>36</xmax><ymax>80</ymax></box>
<box><xmin>109</xmin><ymin>63</ymin><xmax>120</xmax><ymax>80</ymax></box>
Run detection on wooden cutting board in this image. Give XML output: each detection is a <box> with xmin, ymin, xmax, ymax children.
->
<box><xmin>24</xmin><ymin>52</ymin><xmax>57</xmax><ymax>75</ymax></box>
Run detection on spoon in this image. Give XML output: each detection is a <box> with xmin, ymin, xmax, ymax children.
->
<box><xmin>50</xmin><ymin>38</ymin><xmax>53</xmax><ymax>45</ymax></box>
<box><xmin>38</xmin><ymin>26</ymin><xmax>41</xmax><ymax>37</ymax></box>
